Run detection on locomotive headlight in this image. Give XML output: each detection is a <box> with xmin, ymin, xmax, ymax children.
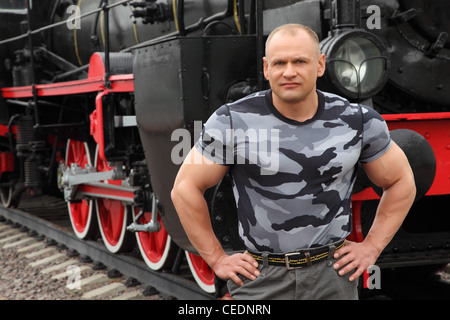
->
<box><xmin>320</xmin><ymin>30</ymin><xmax>390</xmax><ymax>100</ymax></box>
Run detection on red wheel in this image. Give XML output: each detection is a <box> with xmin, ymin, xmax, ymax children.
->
<box><xmin>65</xmin><ymin>139</ymin><xmax>97</xmax><ymax>239</ymax></box>
<box><xmin>133</xmin><ymin>207</ymin><xmax>176</xmax><ymax>270</ymax></box>
<box><xmin>185</xmin><ymin>251</ymin><xmax>216</xmax><ymax>293</ymax></box>
<box><xmin>94</xmin><ymin>146</ymin><xmax>134</xmax><ymax>253</ymax></box>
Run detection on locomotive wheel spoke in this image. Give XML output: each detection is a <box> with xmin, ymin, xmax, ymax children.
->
<box><xmin>94</xmin><ymin>145</ymin><xmax>135</xmax><ymax>253</ymax></box>
<box><xmin>133</xmin><ymin>207</ymin><xmax>177</xmax><ymax>270</ymax></box>
<box><xmin>0</xmin><ymin>177</ymin><xmax>24</xmax><ymax>208</ymax></box>
<box><xmin>65</xmin><ymin>139</ymin><xmax>98</xmax><ymax>239</ymax></box>
<box><xmin>185</xmin><ymin>251</ymin><xmax>216</xmax><ymax>294</ymax></box>
<box><xmin>0</xmin><ymin>183</ymin><xmax>13</xmax><ymax>207</ymax></box>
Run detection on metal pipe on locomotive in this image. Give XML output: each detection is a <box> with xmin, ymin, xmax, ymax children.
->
<box><xmin>0</xmin><ymin>0</ymin><xmax>449</xmax><ymax>295</ymax></box>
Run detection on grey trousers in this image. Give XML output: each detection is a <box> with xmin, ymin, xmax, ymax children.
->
<box><xmin>227</xmin><ymin>257</ymin><xmax>359</xmax><ymax>300</ymax></box>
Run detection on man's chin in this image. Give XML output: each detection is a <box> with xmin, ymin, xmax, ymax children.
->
<box><xmin>277</xmin><ymin>93</ymin><xmax>305</xmax><ymax>104</ymax></box>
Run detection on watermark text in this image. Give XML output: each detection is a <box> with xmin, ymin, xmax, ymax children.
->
<box><xmin>66</xmin><ymin>265</ymin><xmax>81</xmax><ymax>290</ymax></box>
<box><xmin>66</xmin><ymin>5</ymin><xmax>81</xmax><ymax>30</ymax></box>
<box><xmin>366</xmin><ymin>5</ymin><xmax>381</xmax><ymax>30</ymax></box>
<box><xmin>363</xmin><ymin>265</ymin><xmax>381</xmax><ymax>289</ymax></box>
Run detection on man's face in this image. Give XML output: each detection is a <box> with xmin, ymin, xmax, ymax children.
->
<box><xmin>263</xmin><ymin>30</ymin><xmax>325</xmax><ymax>105</ymax></box>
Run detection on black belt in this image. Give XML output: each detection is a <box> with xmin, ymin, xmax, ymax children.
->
<box><xmin>247</xmin><ymin>239</ymin><xmax>345</xmax><ymax>270</ymax></box>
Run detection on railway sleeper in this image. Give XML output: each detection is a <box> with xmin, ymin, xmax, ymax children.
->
<box><xmin>0</xmin><ymin>219</ymin><xmax>162</xmax><ymax>300</ymax></box>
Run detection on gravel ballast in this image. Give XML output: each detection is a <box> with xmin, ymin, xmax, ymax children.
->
<box><xmin>0</xmin><ymin>224</ymin><xmax>162</xmax><ymax>300</ymax></box>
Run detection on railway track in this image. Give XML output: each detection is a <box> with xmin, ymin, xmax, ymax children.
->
<box><xmin>0</xmin><ymin>195</ymin><xmax>214</xmax><ymax>300</ymax></box>
<box><xmin>0</xmin><ymin>221</ymin><xmax>155</xmax><ymax>300</ymax></box>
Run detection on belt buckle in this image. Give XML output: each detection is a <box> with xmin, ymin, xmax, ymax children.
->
<box><xmin>285</xmin><ymin>252</ymin><xmax>302</xmax><ymax>270</ymax></box>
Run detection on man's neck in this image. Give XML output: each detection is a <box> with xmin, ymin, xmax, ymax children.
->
<box><xmin>272</xmin><ymin>90</ymin><xmax>319</xmax><ymax>123</ymax></box>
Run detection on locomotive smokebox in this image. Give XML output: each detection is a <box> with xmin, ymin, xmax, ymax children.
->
<box><xmin>133</xmin><ymin>36</ymin><xmax>256</xmax><ymax>252</ymax></box>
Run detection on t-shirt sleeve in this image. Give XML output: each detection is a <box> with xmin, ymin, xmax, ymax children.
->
<box><xmin>194</xmin><ymin>105</ymin><xmax>233</xmax><ymax>166</ymax></box>
<box><xmin>359</xmin><ymin>105</ymin><xmax>392</xmax><ymax>163</ymax></box>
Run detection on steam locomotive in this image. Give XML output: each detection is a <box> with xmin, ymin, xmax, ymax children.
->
<box><xmin>0</xmin><ymin>0</ymin><xmax>449</xmax><ymax>295</ymax></box>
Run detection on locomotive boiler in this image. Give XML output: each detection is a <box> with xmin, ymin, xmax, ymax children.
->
<box><xmin>0</xmin><ymin>0</ymin><xmax>449</xmax><ymax>295</ymax></box>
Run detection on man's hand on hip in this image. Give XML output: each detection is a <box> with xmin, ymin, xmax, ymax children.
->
<box><xmin>212</xmin><ymin>252</ymin><xmax>261</xmax><ymax>286</ymax></box>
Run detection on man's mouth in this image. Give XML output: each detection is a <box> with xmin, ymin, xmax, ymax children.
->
<box><xmin>281</xmin><ymin>82</ymin><xmax>300</xmax><ymax>88</ymax></box>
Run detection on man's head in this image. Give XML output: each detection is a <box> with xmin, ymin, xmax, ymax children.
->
<box><xmin>263</xmin><ymin>24</ymin><xmax>326</xmax><ymax>105</ymax></box>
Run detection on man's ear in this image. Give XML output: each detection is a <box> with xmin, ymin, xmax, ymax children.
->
<box><xmin>317</xmin><ymin>53</ymin><xmax>326</xmax><ymax>78</ymax></box>
<box><xmin>263</xmin><ymin>57</ymin><xmax>269</xmax><ymax>80</ymax></box>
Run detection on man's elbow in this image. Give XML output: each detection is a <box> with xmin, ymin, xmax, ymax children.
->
<box><xmin>406</xmin><ymin>169</ymin><xmax>417</xmax><ymax>202</ymax></box>
<box><xmin>383</xmin><ymin>166</ymin><xmax>416</xmax><ymax>203</ymax></box>
<box><xmin>171</xmin><ymin>181</ymin><xmax>182</xmax><ymax>208</ymax></box>
<box><xmin>170</xmin><ymin>187</ymin><xmax>177</xmax><ymax>205</ymax></box>
<box><xmin>393</xmin><ymin>164</ymin><xmax>416</xmax><ymax>205</ymax></box>
<box><xmin>171</xmin><ymin>178</ymin><xmax>197</xmax><ymax>209</ymax></box>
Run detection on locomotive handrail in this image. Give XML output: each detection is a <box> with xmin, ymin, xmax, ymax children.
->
<box><xmin>125</xmin><ymin>0</ymin><xmax>236</xmax><ymax>51</ymax></box>
<box><xmin>0</xmin><ymin>0</ymin><xmax>132</xmax><ymax>46</ymax></box>
<box><xmin>1</xmin><ymin>74</ymin><xmax>134</xmax><ymax>98</ymax></box>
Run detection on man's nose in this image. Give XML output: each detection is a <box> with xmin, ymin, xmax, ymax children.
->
<box><xmin>283</xmin><ymin>62</ymin><xmax>297</xmax><ymax>78</ymax></box>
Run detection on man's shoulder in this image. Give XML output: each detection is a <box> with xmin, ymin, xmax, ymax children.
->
<box><xmin>205</xmin><ymin>90</ymin><xmax>270</xmax><ymax>128</ymax></box>
<box><xmin>319</xmin><ymin>90</ymin><xmax>384</xmax><ymax>117</ymax></box>
<box><xmin>226</xmin><ymin>90</ymin><xmax>269</xmax><ymax>114</ymax></box>
<box><xmin>320</xmin><ymin>90</ymin><xmax>357</xmax><ymax>110</ymax></box>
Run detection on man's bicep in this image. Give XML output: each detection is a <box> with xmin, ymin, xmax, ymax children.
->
<box><xmin>361</xmin><ymin>142</ymin><xmax>411</xmax><ymax>190</ymax></box>
<box><xmin>176</xmin><ymin>147</ymin><xmax>229</xmax><ymax>193</ymax></box>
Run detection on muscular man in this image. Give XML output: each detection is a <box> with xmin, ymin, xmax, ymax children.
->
<box><xmin>171</xmin><ymin>24</ymin><xmax>415</xmax><ymax>299</ymax></box>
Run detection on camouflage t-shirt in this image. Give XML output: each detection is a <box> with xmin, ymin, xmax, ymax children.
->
<box><xmin>195</xmin><ymin>89</ymin><xmax>391</xmax><ymax>253</ymax></box>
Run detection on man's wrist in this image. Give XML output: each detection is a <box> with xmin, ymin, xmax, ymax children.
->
<box><xmin>362</xmin><ymin>237</ymin><xmax>384</xmax><ymax>258</ymax></box>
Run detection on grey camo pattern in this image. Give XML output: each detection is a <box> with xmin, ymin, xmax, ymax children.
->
<box><xmin>195</xmin><ymin>90</ymin><xmax>392</xmax><ymax>253</ymax></box>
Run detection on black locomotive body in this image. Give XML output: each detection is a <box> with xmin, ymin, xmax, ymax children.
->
<box><xmin>0</xmin><ymin>0</ymin><xmax>449</xmax><ymax>294</ymax></box>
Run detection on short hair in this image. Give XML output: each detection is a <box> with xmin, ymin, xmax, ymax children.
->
<box><xmin>265</xmin><ymin>24</ymin><xmax>320</xmax><ymax>57</ymax></box>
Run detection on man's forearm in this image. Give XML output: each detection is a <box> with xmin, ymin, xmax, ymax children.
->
<box><xmin>171</xmin><ymin>184</ymin><xmax>226</xmax><ymax>267</ymax></box>
<box><xmin>334</xmin><ymin>159</ymin><xmax>415</xmax><ymax>281</ymax></box>
<box><xmin>172</xmin><ymin>180</ymin><xmax>260</xmax><ymax>285</ymax></box>
<box><xmin>364</xmin><ymin>173</ymin><xmax>416</xmax><ymax>255</ymax></box>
